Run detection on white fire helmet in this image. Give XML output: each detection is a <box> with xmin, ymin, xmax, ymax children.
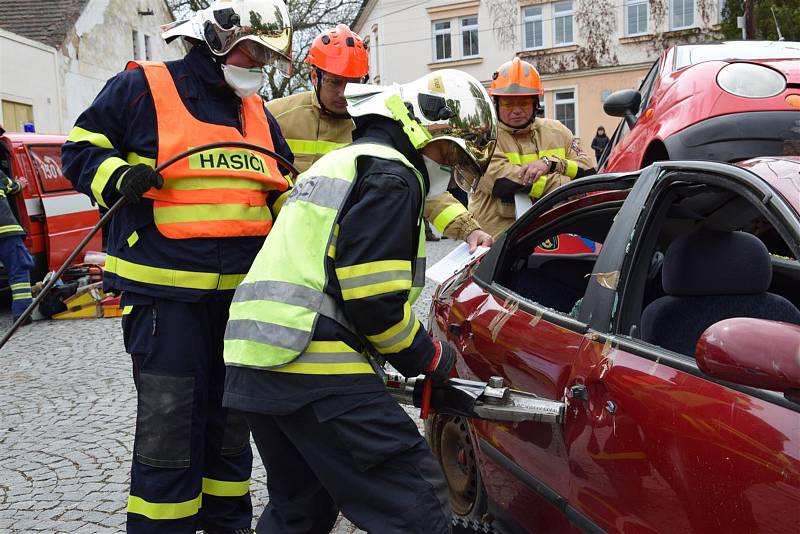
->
<box><xmin>345</xmin><ymin>70</ymin><xmax>497</xmax><ymax>193</ymax></box>
<box><xmin>161</xmin><ymin>0</ymin><xmax>293</xmax><ymax>75</ymax></box>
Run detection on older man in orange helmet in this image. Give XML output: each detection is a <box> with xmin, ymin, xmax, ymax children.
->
<box><xmin>469</xmin><ymin>57</ymin><xmax>594</xmax><ymax>236</ymax></box>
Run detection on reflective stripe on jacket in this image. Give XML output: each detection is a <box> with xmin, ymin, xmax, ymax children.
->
<box><xmin>224</xmin><ymin>143</ymin><xmax>425</xmax><ymax>374</ymax></box>
<box><xmin>128</xmin><ymin>61</ymin><xmax>286</xmax><ymax>239</ymax></box>
<box><xmin>0</xmin><ymin>171</ymin><xmax>24</xmax><ymax>237</ymax></box>
<box><xmin>470</xmin><ymin>118</ymin><xmax>593</xmax><ymax>237</ymax></box>
<box><xmin>267</xmin><ymin>90</ymin><xmax>479</xmax><ymax>240</ymax></box>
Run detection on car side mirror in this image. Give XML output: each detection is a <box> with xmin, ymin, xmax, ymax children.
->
<box><xmin>603</xmin><ymin>89</ymin><xmax>641</xmax><ymax>129</ymax></box>
<box><xmin>695</xmin><ymin>318</ymin><xmax>800</xmax><ymax>400</ymax></box>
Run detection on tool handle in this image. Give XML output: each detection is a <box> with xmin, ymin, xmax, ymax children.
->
<box><xmin>420</xmin><ymin>377</ymin><xmax>433</xmax><ymax>419</ymax></box>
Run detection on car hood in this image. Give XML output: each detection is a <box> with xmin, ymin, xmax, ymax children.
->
<box><xmin>748</xmin><ymin>58</ymin><xmax>800</xmax><ymax>84</ymax></box>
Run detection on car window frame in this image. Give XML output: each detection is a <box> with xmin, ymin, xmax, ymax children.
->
<box><xmin>604</xmin><ymin>161</ymin><xmax>800</xmax><ymax>412</ymax></box>
<box><xmin>472</xmin><ymin>172</ymin><xmax>642</xmax><ymax>333</ymax></box>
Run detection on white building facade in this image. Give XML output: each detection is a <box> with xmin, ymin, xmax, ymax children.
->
<box><xmin>354</xmin><ymin>0</ymin><xmax>725</xmax><ymax>151</ymax></box>
<box><xmin>0</xmin><ymin>0</ymin><xmax>184</xmax><ymax>135</ymax></box>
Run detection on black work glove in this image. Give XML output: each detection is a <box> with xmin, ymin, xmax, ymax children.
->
<box><xmin>492</xmin><ymin>177</ymin><xmax>531</xmax><ymax>203</ymax></box>
<box><xmin>425</xmin><ymin>341</ymin><xmax>456</xmax><ymax>383</ymax></box>
<box><xmin>116</xmin><ymin>164</ymin><xmax>164</xmax><ymax>203</ymax></box>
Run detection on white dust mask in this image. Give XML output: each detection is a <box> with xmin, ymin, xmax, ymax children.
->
<box><xmin>422</xmin><ymin>155</ymin><xmax>453</xmax><ymax>198</ymax></box>
<box><xmin>221</xmin><ymin>64</ymin><xmax>265</xmax><ymax>98</ymax></box>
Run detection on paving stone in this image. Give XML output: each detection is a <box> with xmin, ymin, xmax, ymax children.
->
<box><xmin>0</xmin><ymin>240</ymin><xmax>456</xmax><ymax>532</ymax></box>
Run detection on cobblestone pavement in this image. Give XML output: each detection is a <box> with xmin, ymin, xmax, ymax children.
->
<box><xmin>0</xmin><ymin>239</ymin><xmax>458</xmax><ymax>533</ymax></box>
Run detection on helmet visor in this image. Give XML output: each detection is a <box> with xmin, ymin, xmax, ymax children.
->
<box><xmin>437</xmin><ymin>139</ymin><xmax>495</xmax><ymax>193</ymax></box>
<box><xmin>238</xmin><ymin>38</ymin><xmax>292</xmax><ymax>75</ymax></box>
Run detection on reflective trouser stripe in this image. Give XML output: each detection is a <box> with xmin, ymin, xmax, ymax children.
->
<box><xmin>432</xmin><ymin>202</ymin><xmax>468</xmax><ymax>234</ymax></box>
<box><xmin>367</xmin><ymin>301</ymin><xmax>420</xmax><ymax>355</ymax></box>
<box><xmin>529</xmin><ymin>175</ymin><xmax>549</xmax><ymax>199</ymax></box>
<box><xmin>11</xmin><ymin>282</ymin><xmax>32</xmax><ymax>301</ymax></box>
<box><xmin>202</xmin><ymin>477</ymin><xmax>250</xmax><ymax>497</ymax></box>
<box><xmin>286</xmin><ymin>138</ymin><xmax>346</xmax><ymax>156</ymax></box>
<box><xmin>127</xmin><ymin>492</ymin><xmax>202</xmax><ymax>520</ymax></box>
<box><xmin>269</xmin><ymin>341</ymin><xmax>374</xmax><ymax>375</ymax></box>
<box><xmin>105</xmin><ymin>256</ymin><xmax>246</xmax><ymax>290</ymax></box>
<box><xmin>122</xmin><ymin>305</ymin><xmax>133</xmax><ymax>315</ymax></box>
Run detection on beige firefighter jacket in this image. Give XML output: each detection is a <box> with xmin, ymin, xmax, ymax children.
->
<box><xmin>266</xmin><ymin>90</ymin><xmax>481</xmax><ymax>241</ymax></box>
<box><xmin>469</xmin><ymin>118</ymin><xmax>594</xmax><ymax>237</ymax></box>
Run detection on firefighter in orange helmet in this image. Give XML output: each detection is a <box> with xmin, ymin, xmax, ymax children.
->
<box><xmin>267</xmin><ymin>24</ymin><xmax>493</xmax><ymax>250</ymax></box>
<box><xmin>469</xmin><ymin>57</ymin><xmax>594</xmax><ymax>237</ymax></box>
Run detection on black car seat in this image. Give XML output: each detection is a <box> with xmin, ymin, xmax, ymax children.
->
<box><xmin>640</xmin><ymin>230</ymin><xmax>800</xmax><ymax>356</ymax></box>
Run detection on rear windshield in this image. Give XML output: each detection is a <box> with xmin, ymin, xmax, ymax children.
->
<box><xmin>674</xmin><ymin>41</ymin><xmax>800</xmax><ymax>70</ymax></box>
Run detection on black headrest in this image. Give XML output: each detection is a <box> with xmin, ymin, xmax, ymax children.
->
<box><xmin>663</xmin><ymin>230</ymin><xmax>772</xmax><ymax>296</ymax></box>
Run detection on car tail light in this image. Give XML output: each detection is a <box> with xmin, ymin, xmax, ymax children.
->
<box><xmin>716</xmin><ymin>62</ymin><xmax>786</xmax><ymax>98</ymax></box>
<box><xmin>787</xmin><ymin>94</ymin><xmax>800</xmax><ymax>109</ymax></box>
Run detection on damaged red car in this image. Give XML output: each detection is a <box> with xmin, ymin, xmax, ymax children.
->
<box><xmin>426</xmin><ymin>157</ymin><xmax>800</xmax><ymax>533</ymax></box>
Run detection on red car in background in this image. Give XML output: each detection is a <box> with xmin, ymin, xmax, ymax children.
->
<box><xmin>600</xmin><ymin>41</ymin><xmax>800</xmax><ymax>171</ymax></box>
<box><xmin>426</xmin><ymin>157</ymin><xmax>800</xmax><ymax>533</ymax></box>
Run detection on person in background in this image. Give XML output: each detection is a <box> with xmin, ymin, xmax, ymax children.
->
<box><xmin>591</xmin><ymin>126</ymin><xmax>609</xmax><ymax>164</ymax></box>
<box><xmin>0</xmin><ymin>168</ymin><xmax>33</xmax><ymax>325</ymax></box>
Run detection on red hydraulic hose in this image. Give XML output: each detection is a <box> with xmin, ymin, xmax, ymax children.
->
<box><xmin>0</xmin><ymin>141</ymin><xmax>299</xmax><ymax>351</ymax></box>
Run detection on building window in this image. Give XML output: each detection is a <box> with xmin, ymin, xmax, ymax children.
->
<box><xmin>144</xmin><ymin>34</ymin><xmax>153</xmax><ymax>60</ymax></box>
<box><xmin>553</xmin><ymin>1</ymin><xmax>574</xmax><ymax>46</ymax></box>
<box><xmin>522</xmin><ymin>6</ymin><xmax>544</xmax><ymax>50</ymax></box>
<box><xmin>132</xmin><ymin>30</ymin><xmax>140</xmax><ymax>59</ymax></box>
<box><xmin>461</xmin><ymin>16</ymin><xmax>479</xmax><ymax>57</ymax></box>
<box><xmin>671</xmin><ymin>0</ymin><xmax>694</xmax><ymax>29</ymax></box>
<box><xmin>555</xmin><ymin>90</ymin><xmax>576</xmax><ymax>134</ymax></box>
<box><xmin>432</xmin><ymin>20</ymin><xmax>452</xmax><ymax>61</ymax></box>
<box><xmin>625</xmin><ymin>0</ymin><xmax>648</xmax><ymax>35</ymax></box>
<box><xmin>1</xmin><ymin>100</ymin><xmax>34</xmax><ymax>132</ymax></box>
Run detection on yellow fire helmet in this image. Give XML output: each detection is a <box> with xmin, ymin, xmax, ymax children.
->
<box><xmin>345</xmin><ymin>70</ymin><xmax>497</xmax><ymax>193</ymax></box>
<box><xmin>162</xmin><ymin>0</ymin><xmax>293</xmax><ymax>75</ymax></box>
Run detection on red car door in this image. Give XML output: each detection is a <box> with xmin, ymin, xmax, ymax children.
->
<box><xmin>436</xmin><ymin>173</ymin><xmax>649</xmax><ymax>532</ymax></box>
<box><xmin>565</xmin><ymin>164</ymin><xmax>800</xmax><ymax>532</ymax></box>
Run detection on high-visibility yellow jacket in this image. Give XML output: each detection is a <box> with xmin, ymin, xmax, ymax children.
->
<box><xmin>469</xmin><ymin>119</ymin><xmax>594</xmax><ymax>237</ymax></box>
<box><xmin>267</xmin><ymin>90</ymin><xmax>481</xmax><ymax>240</ymax></box>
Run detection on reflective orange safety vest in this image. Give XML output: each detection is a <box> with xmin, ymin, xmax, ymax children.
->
<box><xmin>127</xmin><ymin>61</ymin><xmax>287</xmax><ymax>239</ymax></box>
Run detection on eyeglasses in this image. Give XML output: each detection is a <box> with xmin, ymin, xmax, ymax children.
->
<box><xmin>320</xmin><ymin>73</ymin><xmax>365</xmax><ymax>88</ymax></box>
<box><xmin>498</xmin><ymin>97</ymin><xmax>535</xmax><ymax>110</ymax></box>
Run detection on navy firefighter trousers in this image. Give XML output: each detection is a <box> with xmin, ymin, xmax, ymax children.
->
<box><xmin>122</xmin><ymin>294</ymin><xmax>252</xmax><ymax>533</ymax></box>
<box><xmin>244</xmin><ymin>391</ymin><xmax>452</xmax><ymax>534</ymax></box>
<box><xmin>0</xmin><ymin>235</ymin><xmax>33</xmax><ymax>318</ymax></box>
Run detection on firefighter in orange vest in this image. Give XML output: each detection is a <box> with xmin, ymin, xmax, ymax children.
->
<box><xmin>61</xmin><ymin>2</ymin><xmax>293</xmax><ymax>532</ymax></box>
<box><xmin>469</xmin><ymin>58</ymin><xmax>594</xmax><ymax>236</ymax></box>
<box><xmin>267</xmin><ymin>24</ymin><xmax>493</xmax><ymax>250</ymax></box>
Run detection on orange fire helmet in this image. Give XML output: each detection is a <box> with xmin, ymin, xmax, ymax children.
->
<box><xmin>305</xmin><ymin>24</ymin><xmax>369</xmax><ymax>79</ymax></box>
<box><xmin>488</xmin><ymin>57</ymin><xmax>544</xmax><ymax>97</ymax></box>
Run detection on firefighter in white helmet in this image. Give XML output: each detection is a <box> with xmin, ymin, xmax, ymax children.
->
<box><xmin>62</xmin><ymin>1</ymin><xmax>293</xmax><ymax>532</ymax></box>
<box><xmin>222</xmin><ymin>70</ymin><xmax>496</xmax><ymax>533</ymax></box>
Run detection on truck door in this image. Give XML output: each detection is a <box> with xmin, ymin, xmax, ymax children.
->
<box><xmin>26</xmin><ymin>144</ymin><xmax>101</xmax><ymax>271</ymax></box>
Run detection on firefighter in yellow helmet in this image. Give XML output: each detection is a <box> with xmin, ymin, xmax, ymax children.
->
<box><xmin>223</xmin><ymin>70</ymin><xmax>497</xmax><ymax>533</ymax></box>
<box><xmin>267</xmin><ymin>24</ymin><xmax>493</xmax><ymax>250</ymax></box>
<box><xmin>469</xmin><ymin>57</ymin><xmax>595</xmax><ymax>237</ymax></box>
